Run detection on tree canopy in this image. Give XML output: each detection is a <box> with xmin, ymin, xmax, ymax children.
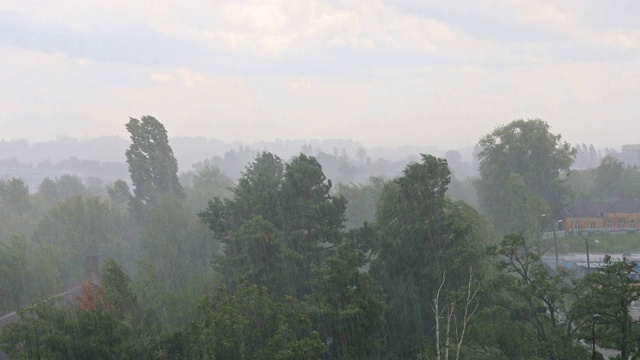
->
<box><xmin>126</xmin><ymin>116</ymin><xmax>183</xmax><ymax>219</ymax></box>
<box><xmin>476</xmin><ymin>119</ymin><xmax>575</xmax><ymax>234</ymax></box>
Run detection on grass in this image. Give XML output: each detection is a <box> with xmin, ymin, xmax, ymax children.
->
<box><xmin>545</xmin><ymin>231</ymin><xmax>640</xmax><ymax>254</ymax></box>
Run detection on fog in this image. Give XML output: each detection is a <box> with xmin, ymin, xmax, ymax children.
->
<box><xmin>2</xmin><ymin>2</ymin><xmax>640</xmax><ymax>359</ymax></box>
<box><xmin>1</xmin><ymin>1</ymin><xmax>639</xmax><ymax>150</ymax></box>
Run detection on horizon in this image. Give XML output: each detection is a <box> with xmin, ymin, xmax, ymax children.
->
<box><xmin>1</xmin><ymin>1</ymin><xmax>639</xmax><ymax>150</ymax></box>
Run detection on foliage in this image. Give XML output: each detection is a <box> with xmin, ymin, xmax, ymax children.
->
<box><xmin>476</xmin><ymin>119</ymin><xmax>576</xmax><ymax>234</ymax></box>
<box><xmin>181</xmin><ymin>160</ymin><xmax>234</xmax><ymax>212</ymax></box>
<box><xmin>590</xmin><ymin>155</ymin><xmax>640</xmax><ymax>200</ymax></box>
<box><xmin>143</xmin><ymin>193</ymin><xmax>214</xmax><ymax>288</ymax></box>
<box><xmin>0</xmin><ymin>236</ymin><xmax>60</xmax><ymax>313</ymax></box>
<box><xmin>100</xmin><ymin>258</ymin><xmax>137</xmax><ymax>323</ymax></box>
<box><xmin>334</xmin><ymin>176</ymin><xmax>387</xmax><ymax>229</ymax></box>
<box><xmin>153</xmin><ymin>283</ymin><xmax>326</xmax><ymax>359</ymax></box>
<box><xmin>474</xmin><ymin>233</ymin><xmax>586</xmax><ymax>360</ymax></box>
<box><xmin>307</xmin><ymin>241</ymin><xmax>387</xmax><ymax>359</ymax></box>
<box><xmin>106</xmin><ymin>179</ymin><xmax>133</xmax><ymax>206</ymax></box>
<box><xmin>37</xmin><ymin>175</ymin><xmax>88</xmax><ymax>207</ymax></box>
<box><xmin>0</xmin><ymin>178</ymin><xmax>38</xmax><ymax>240</ymax></box>
<box><xmin>200</xmin><ymin>152</ymin><xmax>347</xmax><ymax>299</ymax></box>
<box><xmin>571</xmin><ymin>256</ymin><xmax>640</xmax><ymax>360</ymax></box>
<box><xmin>1</xmin><ymin>298</ymin><xmax>133</xmax><ymax>360</ymax></box>
<box><xmin>126</xmin><ymin>116</ymin><xmax>184</xmax><ymax>220</ymax></box>
<box><xmin>214</xmin><ymin>216</ymin><xmax>290</xmax><ymax>297</ymax></box>
<box><xmin>371</xmin><ymin>154</ymin><xmax>494</xmax><ymax>358</ymax></box>
<box><xmin>31</xmin><ymin>196</ymin><xmax>126</xmax><ymax>287</ymax></box>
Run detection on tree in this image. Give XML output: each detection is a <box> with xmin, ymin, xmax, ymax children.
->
<box><xmin>125</xmin><ymin>116</ymin><xmax>183</xmax><ymax>219</ymax></box>
<box><xmin>468</xmin><ymin>233</ymin><xmax>586</xmax><ymax>360</ymax></box>
<box><xmin>307</xmin><ymin>240</ymin><xmax>387</xmax><ymax>359</ymax></box>
<box><xmin>162</xmin><ymin>283</ymin><xmax>326</xmax><ymax>359</ymax></box>
<box><xmin>106</xmin><ymin>179</ymin><xmax>133</xmax><ymax>205</ymax></box>
<box><xmin>371</xmin><ymin>154</ymin><xmax>493</xmax><ymax>358</ymax></box>
<box><xmin>32</xmin><ymin>196</ymin><xmax>126</xmax><ymax>287</ymax></box>
<box><xmin>100</xmin><ymin>258</ymin><xmax>137</xmax><ymax>323</ymax></box>
<box><xmin>200</xmin><ymin>153</ymin><xmax>346</xmax><ymax>299</ymax></box>
<box><xmin>476</xmin><ymin>119</ymin><xmax>575</xmax><ymax>234</ymax></box>
<box><xmin>214</xmin><ymin>216</ymin><xmax>289</xmax><ymax>297</ymax></box>
<box><xmin>1</xmin><ymin>178</ymin><xmax>30</xmax><ymax>214</ymax></box>
<box><xmin>182</xmin><ymin>161</ymin><xmax>234</xmax><ymax>212</ymax></box>
<box><xmin>143</xmin><ymin>193</ymin><xmax>213</xmax><ymax>289</ymax></box>
<box><xmin>232</xmin><ymin>151</ymin><xmax>285</xmax><ymax>229</ymax></box>
<box><xmin>571</xmin><ymin>256</ymin><xmax>640</xmax><ymax>360</ymax></box>
<box><xmin>199</xmin><ymin>152</ymin><xmax>285</xmax><ymax>237</ymax></box>
<box><xmin>1</xmin><ymin>298</ymin><xmax>133</xmax><ymax>360</ymax></box>
<box><xmin>0</xmin><ymin>178</ymin><xmax>35</xmax><ymax>238</ymax></box>
<box><xmin>594</xmin><ymin>155</ymin><xmax>626</xmax><ymax>199</ymax></box>
<box><xmin>0</xmin><ymin>236</ymin><xmax>38</xmax><ymax>313</ymax></box>
<box><xmin>430</xmin><ymin>268</ymin><xmax>479</xmax><ymax>360</ymax></box>
<box><xmin>334</xmin><ymin>176</ymin><xmax>387</xmax><ymax>229</ymax></box>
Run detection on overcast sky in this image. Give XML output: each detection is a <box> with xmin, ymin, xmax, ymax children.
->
<box><xmin>1</xmin><ymin>1</ymin><xmax>639</xmax><ymax>149</ymax></box>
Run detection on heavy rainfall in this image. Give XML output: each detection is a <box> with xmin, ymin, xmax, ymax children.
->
<box><xmin>2</xmin><ymin>2</ymin><xmax>640</xmax><ymax>360</ymax></box>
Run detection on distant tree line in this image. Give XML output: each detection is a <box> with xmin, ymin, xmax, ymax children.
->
<box><xmin>3</xmin><ymin>117</ymin><xmax>640</xmax><ymax>359</ymax></box>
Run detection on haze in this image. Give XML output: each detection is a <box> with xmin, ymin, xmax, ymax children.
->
<box><xmin>1</xmin><ymin>1</ymin><xmax>639</xmax><ymax>149</ymax></box>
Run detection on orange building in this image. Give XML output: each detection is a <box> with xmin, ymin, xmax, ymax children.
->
<box><xmin>565</xmin><ymin>198</ymin><xmax>640</xmax><ymax>232</ymax></box>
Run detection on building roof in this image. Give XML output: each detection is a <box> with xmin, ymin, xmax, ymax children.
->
<box><xmin>566</xmin><ymin>198</ymin><xmax>640</xmax><ymax>218</ymax></box>
<box><xmin>606</xmin><ymin>197</ymin><xmax>640</xmax><ymax>214</ymax></box>
<box><xmin>566</xmin><ymin>201</ymin><xmax>611</xmax><ymax>218</ymax></box>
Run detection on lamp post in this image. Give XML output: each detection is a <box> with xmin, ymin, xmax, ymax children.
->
<box><xmin>585</xmin><ymin>237</ymin><xmax>591</xmax><ymax>270</ymax></box>
<box><xmin>542</xmin><ymin>214</ymin><xmax>562</xmax><ymax>270</ymax></box>
<box><xmin>583</xmin><ymin>238</ymin><xmax>600</xmax><ymax>273</ymax></box>
<box><xmin>553</xmin><ymin>219</ymin><xmax>562</xmax><ymax>270</ymax></box>
<box><xmin>592</xmin><ymin>313</ymin><xmax>600</xmax><ymax>360</ymax></box>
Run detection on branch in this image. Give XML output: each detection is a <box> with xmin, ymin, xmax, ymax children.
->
<box><xmin>456</xmin><ymin>267</ymin><xmax>480</xmax><ymax>360</ymax></box>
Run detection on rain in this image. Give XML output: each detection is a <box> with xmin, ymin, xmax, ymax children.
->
<box><xmin>2</xmin><ymin>2</ymin><xmax>640</xmax><ymax>359</ymax></box>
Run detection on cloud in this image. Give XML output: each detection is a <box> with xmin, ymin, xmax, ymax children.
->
<box><xmin>0</xmin><ymin>10</ymin><xmax>201</xmax><ymax>66</ymax></box>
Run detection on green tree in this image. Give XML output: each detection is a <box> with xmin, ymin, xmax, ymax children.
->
<box><xmin>0</xmin><ymin>178</ymin><xmax>36</xmax><ymax>239</ymax></box>
<box><xmin>464</xmin><ymin>234</ymin><xmax>587</xmax><ymax>360</ymax></box>
<box><xmin>143</xmin><ymin>193</ymin><xmax>214</xmax><ymax>289</ymax></box>
<box><xmin>32</xmin><ymin>196</ymin><xmax>126</xmax><ymax>287</ymax></box>
<box><xmin>100</xmin><ymin>258</ymin><xmax>137</xmax><ymax>323</ymax></box>
<box><xmin>571</xmin><ymin>256</ymin><xmax>640</xmax><ymax>360</ymax></box>
<box><xmin>1</xmin><ymin>298</ymin><xmax>133</xmax><ymax>360</ymax></box>
<box><xmin>279</xmin><ymin>154</ymin><xmax>347</xmax><ymax>298</ymax></box>
<box><xmin>2</xmin><ymin>178</ymin><xmax>30</xmax><ymax>214</ymax></box>
<box><xmin>199</xmin><ymin>152</ymin><xmax>285</xmax><ymax>237</ymax></box>
<box><xmin>126</xmin><ymin>116</ymin><xmax>184</xmax><ymax>220</ymax></box>
<box><xmin>0</xmin><ymin>236</ymin><xmax>55</xmax><ymax>313</ymax></box>
<box><xmin>476</xmin><ymin>119</ymin><xmax>575</xmax><ymax>234</ymax></box>
<box><xmin>594</xmin><ymin>155</ymin><xmax>625</xmax><ymax>199</ymax></box>
<box><xmin>334</xmin><ymin>176</ymin><xmax>387</xmax><ymax>229</ymax></box>
<box><xmin>214</xmin><ymin>216</ymin><xmax>289</xmax><ymax>297</ymax></box>
<box><xmin>200</xmin><ymin>153</ymin><xmax>346</xmax><ymax>300</ymax></box>
<box><xmin>182</xmin><ymin>161</ymin><xmax>234</xmax><ymax>212</ymax></box>
<box><xmin>158</xmin><ymin>283</ymin><xmax>325</xmax><ymax>359</ymax></box>
<box><xmin>106</xmin><ymin>179</ymin><xmax>133</xmax><ymax>206</ymax></box>
<box><xmin>371</xmin><ymin>154</ymin><xmax>493</xmax><ymax>358</ymax></box>
<box><xmin>307</xmin><ymin>241</ymin><xmax>387</xmax><ymax>359</ymax></box>
<box><xmin>566</xmin><ymin>168</ymin><xmax>596</xmax><ymax>202</ymax></box>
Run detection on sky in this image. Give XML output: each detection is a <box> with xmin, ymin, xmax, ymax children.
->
<box><xmin>1</xmin><ymin>1</ymin><xmax>639</xmax><ymax>150</ymax></box>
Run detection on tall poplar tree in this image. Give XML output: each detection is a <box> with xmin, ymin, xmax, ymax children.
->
<box><xmin>125</xmin><ymin>116</ymin><xmax>183</xmax><ymax>219</ymax></box>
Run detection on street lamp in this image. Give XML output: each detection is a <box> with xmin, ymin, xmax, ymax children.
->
<box><xmin>553</xmin><ymin>220</ymin><xmax>562</xmax><ymax>270</ymax></box>
<box><xmin>592</xmin><ymin>313</ymin><xmax>600</xmax><ymax>360</ymax></box>
<box><xmin>541</xmin><ymin>214</ymin><xmax>562</xmax><ymax>270</ymax></box>
<box><xmin>583</xmin><ymin>237</ymin><xmax>600</xmax><ymax>272</ymax></box>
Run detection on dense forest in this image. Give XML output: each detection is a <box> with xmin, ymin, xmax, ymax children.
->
<box><xmin>2</xmin><ymin>117</ymin><xmax>640</xmax><ymax>359</ymax></box>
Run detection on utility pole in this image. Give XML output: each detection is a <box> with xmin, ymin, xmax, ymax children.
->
<box><xmin>553</xmin><ymin>220</ymin><xmax>562</xmax><ymax>270</ymax></box>
<box><xmin>585</xmin><ymin>237</ymin><xmax>591</xmax><ymax>270</ymax></box>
